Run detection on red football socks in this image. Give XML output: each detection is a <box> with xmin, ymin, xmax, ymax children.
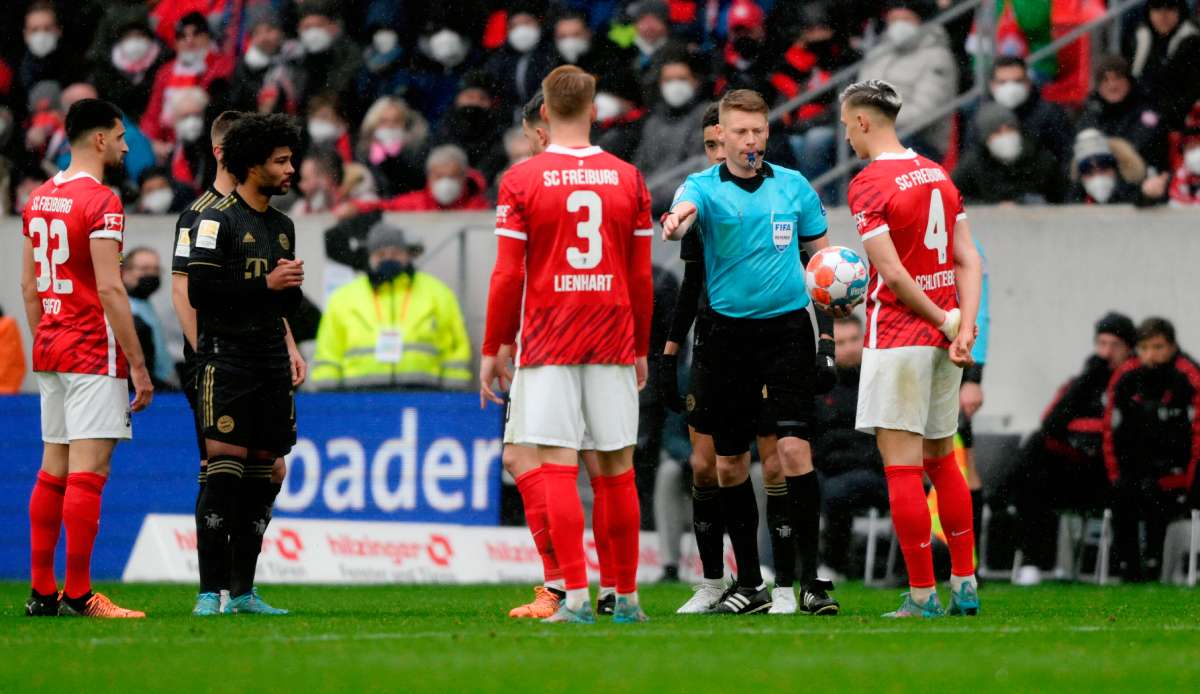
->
<box><xmin>62</xmin><ymin>472</ymin><xmax>107</xmax><ymax>599</ymax></box>
<box><xmin>924</xmin><ymin>452</ymin><xmax>976</xmax><ymax>577</ymax></box>
<box><xmin>884</xmin><ymin>466</ymin><xmax>935</xmax><ymax>589</ymax></box>
<box><xmin>542</xmin><ymin>464</ymin><xmax>588</xmax><ymax>590</ymax></box>
<box><xmin>599</xmin><ymin>469</ymin><xmax>640</xmax><ymax>595</ymax></box>
<box><xmin>514</xmin><ymin>467</ymin><xmax>561</xmax><ymax>584</ymax></box>
<box><xmin>29</xmin><ymin>471</ymin><xmax>67</xmax><ymax>595</ymax></box>
<box><xmin>590</xmin><ymin>475</ymin><xmax>615</xmax><ymax>589</ymax></box>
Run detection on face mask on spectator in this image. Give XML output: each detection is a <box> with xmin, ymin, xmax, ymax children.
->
<box><xmin>368</xmin><ymin>259</ymin><xmax>411</xmax><ymax>286</ymax></box>
<box><xmin>374</xmin><ymin>127</ymin><xmax>406</xmax><ymax>148</ymax></box>
<box><xmin>178</xmin><ymin>47</ymin><xmax>207</xmax><ymax>68</ymax></box>
<box><xmin>886</xmin><ymin>20</ymin><xmax>920</xmax><ymax>47</ymax></box>
<box><xmin>987</xmin><ymin>131</ymin><xmax>1022</xmax><ymax>163</ymax></box>
<box><xmin>431</xmin><ymin>177</ymin><xmax>463</xmax><ymax>206</ymax></box>
<box><xmin>992</xmin><ymin>81</ymin><xmax>1030</xmax><ymax>110</ymax></box>
<box><xmin>373</xmin><ymin>29</ymin><xmax>399</xmax><ymax>54</ymax></box>
<box><xmin>1083</xmin><ymin>173</ymin><xmax>1116</xmax><ymax>203</ymax></box>
<box><xmin>244</xmin><ymin>44</ymin><xmax>272</xmax><ymax>69</ymax></box>
<box><xmin>128</xmin><ymin>274</ymin><xmax>161</xmax><ymax>299</ymax></box>
<box><xmin>661</xmin><ymin>79</ymin><xmax>695</xmax><ymax>108</ymax></box>
<box><xmin>1185</xmin><ymin>147</ymin><xmax>1200</xmax><ymax>175</ymax></box>
<box><xmin>301</xmin><ymin>27</ymin><xmax>334</xmax><ymax>54</ymax></box>
<box><xmin>307</xmin><ymin>119</ymin><xmax>342</xmax><ymax>143</ymax></box>
<box><xmin>27</xmin><ymin>30</ymin><xmax>58</xmax><ymax>58</ymax></box>
<box><xmin>508</xmin><ymin>25</ymin><xmax>540</xmax><ymax>53</ymax></box>
<box><xmin>141</xmin><ymin>188</ymin><xmax>174</xmax><ymax>214</ymax></box>
<box><xmin>556</xmin><ymin>36</ymin><xmax>589</xmax><ymax>63</ymax></box>
<box><xmin>429</xmin><ymin>29</ymin><xmax>467</xmax><ymax>67</ymax></box>
<box><xmin>633</xmin><ymin>35</ymin><xmax>666</xmax><ymax>56</ymax></box>
<box><xmin>117</xmin><ymin>36</ymin><xmax>152</xmax><ymax>63</ymax></box>
<box><xmin>594</xmin><ymin>92</ymin><xmax>622</xmax><ymax>122</ymax></box>
<box><xmin>175</xmin><ymin>115</ymin><xmax>204</xmax><ymax>143</ymax></box>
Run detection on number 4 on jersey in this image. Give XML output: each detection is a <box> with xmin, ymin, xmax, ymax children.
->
<box><xmin>923</xmin><ymin>189</ymin><xmax>949</xmax><ymax>265</ymax></box>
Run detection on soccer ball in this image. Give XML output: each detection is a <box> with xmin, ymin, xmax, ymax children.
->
<box><xmin>805</xmin><ymin>246</ymin><xmax>869</xmax><ymax>311</ymax></box>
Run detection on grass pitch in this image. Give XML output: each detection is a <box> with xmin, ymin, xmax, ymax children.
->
<box><xmin>2</xmin><ymin>581</ymin><xmax>1197</xmax><ymax>692</ymax></box>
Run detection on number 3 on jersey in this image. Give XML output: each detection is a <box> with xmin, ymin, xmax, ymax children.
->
<box><xmin>28</xmin><ymin>216</ymin><xmax>74</xmax><ymax>294</ymax></box>
<box><xmin>566</xmin><ymin>190</ymin><xmax>602</xmax><ymax>269</ymax></box>
<box><xmin>923</xmin><ymin>188</ymin><xmax>948</xmax><ymax>265</ymax></box>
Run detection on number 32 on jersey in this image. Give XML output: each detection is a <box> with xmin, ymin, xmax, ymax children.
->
<box><xmin>29</xmin><ymin>217</ymin><xmax>73</xmax><ymax>314</ymax></box>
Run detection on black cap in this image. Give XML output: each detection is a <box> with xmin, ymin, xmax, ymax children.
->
<box><xmin>1095</xmin><ymin>312</ymin><xmax>1136</xmax><ymax>348</ymax></box>
<box><xmin>175</xmin><ymin>11</ymin><xmax>211</xmax><ymax>38</ymax></box>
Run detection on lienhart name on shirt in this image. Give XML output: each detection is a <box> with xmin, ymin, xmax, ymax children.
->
<box><xmin>29</xmin><ymin>196</ymin><xmax>73</xmax><ymax>213</ymax></box>
<box><xmin>893</xmin><ymin>167</ymin><xmax>947</xmax><ymax>191</ymax></box>
<box><xmin>542</xmin><ymin>169</ymin><xmax>621</xmax><ymax>187</ymax></box>
<box><xmin>554</xmin><ymin>273</ymin><xmax>613</xmax><ymax>292</ymax></box>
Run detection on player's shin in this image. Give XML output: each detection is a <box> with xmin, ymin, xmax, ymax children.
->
<box><xmin>718</xmin><ymin>476</ymin><xmax>763</xmax><ymax>589</ymax></box>
<box><xmin>590</xmin><ymin>475</ymin><xmax>616</xmax><ymax>596</ymax></box>
<box><xmin>884</xmin><ymin>465</ymin><xmax>936</xmax><ymax>601</ymax></box>
<box><xmin>29</xmin><ymin>471</ymin><xmax>67</xmax><ymax>596</ymax></box>
<box><xmin>765</xmin><ymin>483</ymin><xmax>794</xmax><ymax>588</ymax></box>
<box><xmin>692</xmin><ymin>484</ymin><xmax>726</xmax><ymax>580</ymax></box>
<box><xmin>924</xmin><ymin>452</ymin><xmax>976</xmax><ymax>589</ymax></box>
<box><xmin>62</xmin><ymin>472</ymin><xmax>107</xmax><ymax>600</ymax></box>
<box><xmin>230</xmin><ymin>458</ymin><xmax>276</xmax><ymax>597</ymax></box>
<box><xmin>602</xmin><ymin>468</ymin><xmax>641</xmax><ymax>602</ymax></box>
<box><xmin>542</xmin><ymin>463</ymin><xmax>589</xmax><ymax>608</ymax></box>
<box><xmin>786</xmin><ymin>471</ymin><xmax>821</xmax><ymax>587</ymax></box>
<box><xmin>196</xmin><ymin>455</ymin><xmax>244</xmax><ymax>594</ymax></box>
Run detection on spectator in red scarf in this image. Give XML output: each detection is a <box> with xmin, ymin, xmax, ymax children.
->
<box><xmin>140</xmin><ymin>12</ymin><xmax>234</xmax><ymax>158</ymax></box>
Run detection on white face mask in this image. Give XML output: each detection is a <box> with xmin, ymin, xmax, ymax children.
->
<box><xmin>992</xmin><ymin>80</ymin><xmax>1030</xmax><ymax>110</ymax></box>
<box><xmin>244</xmin><ymin>44</ymin><xmax>271</xmax><ymax>69</ymax></box>
<box><xmin>141</xmin><ymin>187</ymin><xmax>174</xmax><ymax>214</ymax></box>
<box><xmin>27</xmin><ymin>30</ymin><xmax>58</xmax><ymax>58</ymax></box>
<box><xmin>373</xmin><ymin>29</ymin><xmax>399</xmax><ymax>54</ymax></box>
<box><xmin>178</xmin><ymin>47</ymin><xmax>208</xmax><ymax>68</ymax></box>
<box><xmin>1185</xmin><ymin>147</ymin><xmax>1200</xmax><ymax>175</ymax></box>
<box><xmin>1083</xmin><ymin>173</ymin><xmax>1117</xmax><ymax>203</ymax></box>
<box><xmin>374</xmin><ymin>126</ymin><xmax>406</xmax><ymax>147</ymax></box>
<box><xmin>429</xmin><ymin>29</ymin><xmax>467</xmax><ymax>67</ymax></box>
<box><xmin>987</xmin><ymin>130</ymin><xmax>1022</xmax><ymax>163</ymax></box>
<box><xmin>634</xmin><ymin>35</ymin><xmax>666</xmax><ymax>56</ymax></box>
<box><xmin>307</xmin><ymin>119</ymin><xmax>342</xmax><ymax>143</ymax></box>
<box><xmin>175</xmin><ymin>115</ymin><xmax>204</xmax><ymax>143</ymax></box>
<box><xmin>508</xmin><ymin>25</ymin><xmax>540</xmax><ymax>53</ymax></box>
<box><xmin>661</xmin><ymin>79</ymin><xmax>695</xmax><ymax>108</ymax></box>
<box><xmin>300</xmin><ymin>26</ymin><xmax>334</xmax><ymax>54</ymax></box>
<box><xmin>431</xmin><ymin>177</ymin><xmax>463</xmax><ymax>206</ymax></box>
<box><xmin>886</xmin><ymin>19</ymin><xmax>920</xmax><ymax>48</ymax></box>
<box><xmin>118</xmin><ymin>36</ymin><xmax>152</xmax><ymax>62</ymax></box>
<box><xmin>594</xmin><ymin>92</ymin><xmax>622</xmax><ymax>122</ymax></box>
<box><xmin>556</xmin><ymin>36</ymin><xmax>589</xmax><ymax>63</ymax></box>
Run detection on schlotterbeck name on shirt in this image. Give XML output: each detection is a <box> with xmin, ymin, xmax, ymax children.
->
<box><xmin>894</xmin><ymin>167</ymin><xmax>948</xmax><ymax>191</ymax></box>
<box><xmin>542</xmin><ymin>169</ymin><xmax>621</xmax><ymax>187</ymax></box>
<box><xmin>916</xmin><ymin>270</ymin><xmax>956</xmax><ymax>291</ymax></box>
<box><xmin>554</xmin><ymin>273</ymin><xmax>614</xmax><ymax>292</ymax></box>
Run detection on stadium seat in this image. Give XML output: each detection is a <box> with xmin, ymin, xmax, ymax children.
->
<box><xmin>1159</xmin><ymin>509</ymin><xmax>1200</xmax><ymax>587</ymax></box>
<box><xmin>859</xmin><ymin>507</ymin><xmax>900</xmax><ymax>587</ymax></box>
<box><xmin>1066</xmin><ymin>509</ymin><xmax>1114</xmax><ymax>585</ymax></box>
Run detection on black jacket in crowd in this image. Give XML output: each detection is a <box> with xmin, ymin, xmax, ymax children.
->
<box><xmin>952</xmin><ymin>135</ymin><xmax>1066</xmax><ymax>204</ymax></box>
<box><xmin>1076</xmin><ymin>89</ymin><xmax>1171</xmax><ymax>172</ymax></box>
<box><xmin>812</xmin><ymin>365</ymin><xmax>882</xmax><ymax>477</ymax></box>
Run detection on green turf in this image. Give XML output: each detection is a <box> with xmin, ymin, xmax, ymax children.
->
<box><xmin>2</xmin><ymin>581</ymin><xmax>1197</xmax><ymax>692</ymax></box>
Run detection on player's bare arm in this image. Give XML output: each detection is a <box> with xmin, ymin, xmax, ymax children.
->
<box><xmin>862</xmin><ymin>232</ymin><xmax>957</xmax><ymax>339</ymax></box>
<box><xmin>20</xmin><ymin>239</ymin><xmax>42</xmax><ymax>336</ymax></box>
<box><xmin>284</xmin><ymin>318</ymin><xmax>306</xmax><ymax>387</ymax></box>
<box><xmin>172</xmin><ymin>273</ymin><xmax>198</xmax><ymax>350</ymax></box>
<box><xmin>480</xmin><ymin>234</ymin><xmax>526</xmax><ymax>409</ymax></box>
<box><xmin>92</xmin><ymin>238</ymin><xmax>153</xmax><ymax>411</ymax></box>
<box><xmin>661</xmin><ymin>202</ymin><xmax>697</xmax><ymax>241</ymax></box>
<box><xmin>948</xmin><ymin>219</ymin><xmax>983</xmax><ymax>367</ymax></box>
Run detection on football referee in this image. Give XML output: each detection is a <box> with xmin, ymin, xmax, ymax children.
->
<box><xmin>662</xmin><ymin>90</ymin><xmax>840</xmax><ymax>615</ymax></box>
<box><xmin>188</xmin><ymin>114</ymin><xmax>305</xmax><ymax>616</ymax></box>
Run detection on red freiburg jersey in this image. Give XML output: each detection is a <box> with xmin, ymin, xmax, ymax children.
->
<box><xmin>483</xmin><ymin>144</ymin><xmax>654</xmax><ymax>366</ymax></box>
<box><xmin>22</xmin><ymin>171</ymin><xmax>128</xmax><ymax>377</ymax></box>
<box><xmin>849</xmin><ymin>149</ymin><xmax>965</xmax><ymax>350</ymax></box>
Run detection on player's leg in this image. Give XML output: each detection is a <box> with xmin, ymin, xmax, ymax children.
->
<box><xmin>758</xmin><ymin>433</ymin><xmax>796</xmax><ymax>612</ymax></box>
<box><xmin>506</xmin><ymin>441</ymin><xmax>563</xmax><ymax>618</ymax></box>
<box><xmin>859</xmin><ymin>347</ymin><xmax>943</xmax><ymax>618</ymax></box>
<box><xmin>28</xmin><ymin>373</ymin><xmax>69</xmax><ymax>616</ymax></box>
<box><xmin>923</xmin><ymin>349</ymin><xmax>978</xmax><ymax>616</ymax></box>
<box><xmin>677</xmin><ymin>428</ymin><xmax>728</xmax><ymax>613</ymax></box>
<box><xmin>57</xmin><ymin>374</ymin><xmax>141</xmax><ymax>618</ymax></box>
<box><xmin>582</xmin><ymin>448</ymin><xmax>617</xmax><ymax>614</ymax></box>
<box><xmin>514</xmin><ymin>365</ymin><xmax>592</xmax><ymax>623</ymax></box>
<box><xmin>581</xmin><ymin>363</ymin><xmax>644</xmax><ymax>623</ymax></box>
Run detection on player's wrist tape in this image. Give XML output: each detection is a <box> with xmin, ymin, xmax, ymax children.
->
<box><xmin>939</xmin><ymin>308</ymin><xmax>961</xmax><ymax>340</ymax></box>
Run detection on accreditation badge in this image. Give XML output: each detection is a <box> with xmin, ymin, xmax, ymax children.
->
<box><xmin>770</xmin><ymin>212</ymin><xmax>794</xmax><ymax>252</ymax></box>
<box><xmin>375</xmin><ymin>328</ymin><xmax>404</xmax><ymax>364</ymax></box>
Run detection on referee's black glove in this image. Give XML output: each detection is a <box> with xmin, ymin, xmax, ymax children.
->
<box><xmin>658</xmin><ymin>354</ymin><xmax>685</xmax><ymax>413</ymax></box>
<box><xmin>815</xmin><ymin>338</ymin><xmax>837</xmax><ymax>394</ymax></box>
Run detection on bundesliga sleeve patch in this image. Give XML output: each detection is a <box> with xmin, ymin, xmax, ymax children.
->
<box><xmin>196</xmin><ymin>219</ymin><xmax>220</xmax><ymax>249</ymax></box>
<box><xmin>104</xmin><ymin>213</ymin><xmax>124</xmax><ymax>233</ymax></box>
<box><xmin>175</xmin><ymin>228</ymin><xmax>191</xmax><ymax>257</ymax></box>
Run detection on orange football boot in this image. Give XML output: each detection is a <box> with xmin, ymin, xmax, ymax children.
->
<box><xmin>508</xmin><ymin>586</ymin><xmax>561</xmax><ymax>618</ymax></box>
<box><xmin>61</xmin><ymin>593</ymin><xmax>146</xmax><ymax>618</ymax></box>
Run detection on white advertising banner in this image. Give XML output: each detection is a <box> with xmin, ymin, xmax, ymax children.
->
<box><xmin>122</xmin><ymin>515</ymin><xmax>724</xmax><ymax>584</ymax></box>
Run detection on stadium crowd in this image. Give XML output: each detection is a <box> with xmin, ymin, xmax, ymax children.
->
<box><xmin>1</xmin><ymin>0</ymin><xmax>1200</xmax><ymax>216</ymax></box>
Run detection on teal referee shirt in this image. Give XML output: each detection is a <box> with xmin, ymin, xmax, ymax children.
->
<box><xmin>675</xmin><ymin>162</ymin><xmax>827</xmax><ymax>319</ymax></box>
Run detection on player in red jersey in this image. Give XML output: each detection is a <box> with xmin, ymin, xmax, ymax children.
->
<box><xmin>481</xmin><ymin>66</ymin><xmax>654</xmax><ymax>624</ymax></box>
<box><xmin>20</xmin><ymin>99</ymin><xmax>153</xmax><ymax>618</ymax></box>
<box><xmin>840</xmin><ymin>80</ymin><xmax>983</xmax><ymax>618</ymax></box>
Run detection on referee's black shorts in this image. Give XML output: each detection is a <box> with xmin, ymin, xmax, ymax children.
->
<box><xmin>687</xmin><ymin>314</ymin><xmax>774</xmax><ymax>440</ymax></box>
<box><xmin>700</xmin><ymin>307</ymin><xmax>815</xmax><ymax>457</ymax></box>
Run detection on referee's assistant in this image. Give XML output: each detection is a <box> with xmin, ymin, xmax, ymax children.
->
<box><xmin>662</xmin><ymin>89</ymin><xmax>841</xmax><ymax>615</ymax></box>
